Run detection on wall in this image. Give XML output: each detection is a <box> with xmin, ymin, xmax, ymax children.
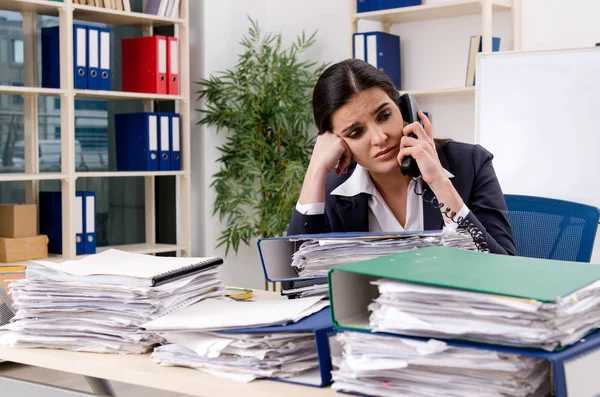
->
<box><xmin>189</xmin><ymin>0</ymin><xmax>351</xmax><ymax>288</ymax></box>
<box><xmin>190</xmin><ymin>0</ymin><xmax>600</xmax><ymax>288</ymax></box>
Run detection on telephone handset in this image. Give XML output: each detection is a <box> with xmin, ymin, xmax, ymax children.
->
<box><xmin>397</xmin><ymin>93</ymin><xmax>422</xmax><ymax>178</ymax></box>
<box><xmin>395</xmin><ymin>93</ymin><xmax>489</xmax><ymax>253</ymax></box>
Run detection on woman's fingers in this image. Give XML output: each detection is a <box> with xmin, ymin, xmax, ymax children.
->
<box><xmin>335</xmin><ymin>141</ymin><xmax>352</xmax><ymax>176</ymax></box>
<box><xmin>418</xmin><ymin>111</ymin><xmax>434</xmax><ymax>139</ymax></box>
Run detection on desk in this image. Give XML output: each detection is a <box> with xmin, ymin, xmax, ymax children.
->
<box><xmin>0</xmin><ymin>289</ymin><xmax>338</xmax><ymax>397</ymax></box>
<box><xmin>0</xmin><ymin>345</ymin><xmax>338</xmax><ymax>397</ymax></box>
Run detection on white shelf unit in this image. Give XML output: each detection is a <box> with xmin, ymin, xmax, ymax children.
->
<box><xmin>349</xmin><ymin>0</ymin><xmax>521</xmax><ymax>98</ymax></box>
<box><xmin>0</xmin><ymin>0</ymin><xmax>192</xmax><ymax>259</ymax></box>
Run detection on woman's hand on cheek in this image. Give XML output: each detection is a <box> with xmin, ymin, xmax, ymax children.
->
<box><xmin>308</xmin><ymin>132</ymin><xmax>352</xmax><ymax>177</ymax></box>
<box><xmin>397</xmin><ymin>111</ymin><xmax>446</xmax><ymax>186</ymax></box>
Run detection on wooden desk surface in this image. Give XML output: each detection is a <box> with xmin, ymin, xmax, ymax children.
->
<box><xmin>0</xmin><ymin>290</ymin><xmax>338</xmax><ymax>397</ymax></box>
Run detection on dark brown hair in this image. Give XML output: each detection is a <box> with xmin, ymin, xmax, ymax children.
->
<box><xmin>312</xmin><ymin>59</ymin><xmax>399</xmax><ymax>135</ymax></box>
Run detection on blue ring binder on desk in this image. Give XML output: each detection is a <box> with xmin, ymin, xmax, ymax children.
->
<box><xmin>333</xmin><ymin>329</ymin><xmax>600</xmax><ymax>397</ymax></box>
<box><xmin>220</xmin><ymin>307</ymin><xmax>336</xmax><ymax>387</ymax></box>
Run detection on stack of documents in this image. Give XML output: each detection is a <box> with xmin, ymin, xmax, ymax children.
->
<box><xmin>144</xmin><ymin>297</ymin><xmax>331</xmax><ymax>384</ymax></box>
<box><xmin>291</xmin><ymin>230</ymin><xmax>475</xmax><ymax>278</ymax></box>
<box><xmin>331</xmin><ymin>331</ymin><xmax>550</xmax><ymax>397</ymax></box>
<box><xmin>369</xmin><ymin>278</ymin><xmax>600</xmax><ymax>351</ymax></box>
<box><xmin>1</xmin><ymin>249</ymin><xmax>224</xmax><ymax>354</ymax></box>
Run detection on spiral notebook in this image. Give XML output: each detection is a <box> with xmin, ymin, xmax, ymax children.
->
<box><xmin>30</xmin><ymin>249</ymin><xmax>223</xmax><ymax>287</ymax></box>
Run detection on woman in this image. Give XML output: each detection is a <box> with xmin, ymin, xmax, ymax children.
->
<box><xmin>287</xmin><ymin>59</ymin><xmax>516</xmax><ymax>255</ymax></box>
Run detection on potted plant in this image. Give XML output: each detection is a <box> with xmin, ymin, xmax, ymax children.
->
<box><xmin>196</xmin><ymin>19</ymin><xmax>328</xmax><ymax>254</ymax></box>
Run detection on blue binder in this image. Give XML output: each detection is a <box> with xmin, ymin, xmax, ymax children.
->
<box><xmin>257</xmin><ymin>231</ymin><xmax>442</xmax><ymax>284</ymax></box>
<box><xmin>81</xmin><ymin>191</ymin><xmax>96</xmax><ymax>255</ymax></box>
<box><xmin>39</xmin><ymin>191</ymin><xmax>94</xmax><ymax>256</ymax></box>
<box><xmin>98</xmin><ymin>27</ymin><xmax>111</xmax><ymax>91</ymax></box>
<box><xmin>158</xmin><ymin>113</ymin><xmax>171</xmax><ymax>171</ymax></box>
<box><xmin>169</xmin><ymin>113</ymin><xmax>181</xmax><ymax>171</ymax></box>
<box><xmin>353</xmin><ymin>31</ymin><xmax>401</xmax><ymax>89</ymax></box>
<box><xmin>42</xmin><ymin>24</ymin><xmax>88</xmax><ymax>89</ymax></box>
<box><xmin>115</xmin><ymin>112</ymin><xmax>159</xmax><ymax>171</ymax></box>
<box><xmin>371</xmin><ymin>0</ymin><xmax>421</xmax><ymax>11</ymax></box>
<box><xmin>356</xmin><ymin>0</ymin><xmax>371</xmax><ymax>12</ymax></box>
<box><xmin>335</xmin><ymin>329</ymin><xmax>600</xmax><ymax>397</ymax></box>
<box><xmin>221</xmin><ymin>308</ymin><xmax>335</xmax><ymax>387</ymax></box>
<box><xmin>87</xmin><ymin>26</ymin><xmax>111</xmax><ymax>91</ymax></box>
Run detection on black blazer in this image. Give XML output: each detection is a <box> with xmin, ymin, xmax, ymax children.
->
<box><xmin>287</xmin><ymin>141</ymin><xmax>516</xmax><ymax>255</ymax></box>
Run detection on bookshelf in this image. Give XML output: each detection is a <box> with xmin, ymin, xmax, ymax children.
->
<box><xmin>349</xmin><ymin>0</ymin><xmax>521</xmax><ymax>98</ymax></box>
<box><xmin>0</xmin><ymin>0</ymin><xmax>192</xmax><ymax>259</ymax></box>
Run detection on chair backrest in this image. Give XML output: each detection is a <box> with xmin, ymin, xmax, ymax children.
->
<box><xmin>504</xmin><ymin>194</ymin><xmax>600</xmax><ymax>262</ymax></box>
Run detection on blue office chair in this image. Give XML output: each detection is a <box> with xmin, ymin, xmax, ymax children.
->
<box><xmin>504</xmin><ymin>194</ymin><xmax>600</xmax><ymax>262</ymax></box>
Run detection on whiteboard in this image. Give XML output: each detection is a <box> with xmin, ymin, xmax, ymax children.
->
<box><xmin>475</xmin><ymin>47</ymin><xmax>600</xmax><ymax>209</ymax></box>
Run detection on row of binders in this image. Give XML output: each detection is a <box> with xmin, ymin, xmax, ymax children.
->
<box><xmin>42</xmin><ymin>24</ymin><xmax>112</xmax><ymax>91</ymax></box>
<box><xmin>42</xmin><ymin>24</ymin><xmax>179</xmax><ymax>95</ymax></box>
<box><xmin>353</xmin><ymin>31</ymin><xmax>401</xmax><ymax>89</ymax></box>
<box><xmin>39</xmin><ymin>191</ymin><xmax>96</xmax><ymax>256</ymax></box>
<box><xmin>115</xmin><ymin>112</ymin><xmax>181</xmax><ymax>172</ymax></box>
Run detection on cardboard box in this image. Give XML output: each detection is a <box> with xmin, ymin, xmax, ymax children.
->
<box><xmin>0</xmin><ymin>235</ymin><xmax>48</xmax><ymax>263</ymax></box>
<box><xmin>0</xmin><ymin>204</ymin><xmax>37</xmax><ymax>238</ymax></box>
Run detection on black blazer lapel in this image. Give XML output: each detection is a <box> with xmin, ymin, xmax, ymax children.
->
<box><xmin>333</xmin><ymin>194</ymin><xmax>369</xmax><ymax>232</ymax></box>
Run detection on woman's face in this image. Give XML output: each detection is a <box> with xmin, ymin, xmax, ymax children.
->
<box><xmin>330</xmin><ymin>87</ymin><xmax>405</xmax><ymax>175</ymax></box>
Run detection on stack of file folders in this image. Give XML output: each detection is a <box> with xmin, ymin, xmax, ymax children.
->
<box><xmin>327</xmin><ymin>246</ymin><xmax>600</xmax><ymax>397</ymax></box>
<box><xmin>258</xmin><ymin>230</ymin><xmax>476</xmax><ymax>299</ymax></box>
<box><xmin>142</xmin><ymin>296</ymin><xmax>334</xmax><ymax>386</ymax></box>
<box><xmin>1</xmin><ymin>249</ymin><xmax>224</xmax><ymax>354</ymax></box>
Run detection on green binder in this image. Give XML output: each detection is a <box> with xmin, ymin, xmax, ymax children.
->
<box><xmin>328</xmin><ymin>246</ymin><xmax>600</xmax><ymax>331</ymax></box>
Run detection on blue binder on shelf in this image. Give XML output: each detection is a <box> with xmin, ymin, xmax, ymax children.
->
<box><xmin>42</xmin><ymin>24</ymin><xmax>88</xmax><ymax>89</ymax></box>
<box><xmin>169</xmin><ymin>113</ymin><xmax>181</xmax><ymax>171</ymax></box>
<box><xmin>221</xmin><ymin>307</ymin><xmax>336</xmax><ymax>387</ymax></box>
<box><xmin>158</xmin><ymin>113</ymin><xmax>171</xmax><ymax>171</ymax></box>
<box><xmin>87</xmin><ymin>26</ymin><xmax>111</xmax><ymax>91</ymax></box>
<box><xmin>115</xmin><ymin>112</ymin><xmax>159</xmax><ymax>171</ymax></box>
<box><xmin>39</xmin><ymin>191</ymin><xmax>95</xmax><ymax>256</ymax></box>
<box><xmin>353</xmin><ymin>31</ymin><xmax>401</xmax><ymax>89</ymax></box>
<box><xmin>80</xmin><ymin>191</ymin><xmax>96</xmax><ymax>255</ymax></box>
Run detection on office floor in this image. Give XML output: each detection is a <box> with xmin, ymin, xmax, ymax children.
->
<box><xmin>0</xmin><ymin>361</ymin><xmax>194</xmax><ymax>397</ymax></box>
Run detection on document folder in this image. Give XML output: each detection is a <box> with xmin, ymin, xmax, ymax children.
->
<box><xmin>158</xmin><ymin>113</ymin><xmax>171</xmax><ymax>171</ymax></box>
<box><xmin>169</xmin><ymin>113</ymin><xmax>181</xmax><ymax>171</ymax></box>
<box><xmin>354</xmin><ymin>31</ymin><xmax>401</xmax><ymax>89</ymax></box>
<box><xmin>82</xmin><ymin>191</ymin><xmax>96</xmax><ymax>255</ymax></box>
<box><xmin>338</xmin><ymin>328</ymin><xmax>600</xmax><ymax>397</ymax></box>
<box><xmin>167</xmin><ymin>36</ymin><xmax>179</xmax><ymax>95</ymax></box>
<box><xmin>257</xmin><ymin>231</ymin><xmax>442</xmax><ymax>284</ymax></box>
<box><xmin>74</xmin><ymin>193</ymin><xmax>85</xmax><ymax>255</ymax></box>
<box><xmin>98</xmin><ymin>27</ymin><xmax>111</xmax><ymax>91</ymax></box>
<box><xmin>121</xmin><ymin>35</ymin><xmax>168</xmax><ymax>94</ymax></box>
<box><xmin>221</xmin><ymin>307</ymin><xmax>336</xmax><ymax>387</ymax></box>
<box><xmin>328</xmin><ymin>246</ymin><xmax>600</xmax><ymax>332</ymax></box>
<box><xmin>40</xmin><ymin>191</ymin><xmax>96</xmax><ymax>256</ymax></box>
<box><xmin>42</xmin><ymin>24</ymin><xmax>88</xmax><ymax>89</ymax></box>
<box><xmin>115</xmin><ymin>112</ymin><xmax>159</xmax><ymax>171</ymax></box>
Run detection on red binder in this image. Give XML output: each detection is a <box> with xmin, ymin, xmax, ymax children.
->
<box><xmin>121</xmin><ymin>35</ymin><xmax>168</xmax><ymax>94</ymax></box>
<box><xmin>167</xmin><ymin>36</ymin><xmax>179</xmax><ymax>95</ymax></box>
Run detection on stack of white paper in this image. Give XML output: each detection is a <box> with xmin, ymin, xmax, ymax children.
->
<box><xmin>151</xmin><ymin>331</ymin><xmax>318</xmax><ymax>383</ymax></box>
<box><xmin>143</xmin><ymin>296</ymin><xmax>329</xmax><ymax>382</ymax></box>
<box><xmin>369</xmin><ymin>278</ymin><xmax>600</xmax><ymax>351</ymax></box>
<box><xmin>291</xmin><ymin>230</ymin><xmax>476</xmax><ymax>278</ymax></box>
<box><xmin>140</xmin><ymin>296</ymin><xmax>329</xmax><ymax>332</ymax></box>
<box><xmin>1</xmin><ymin>250</ymin><xmax>224</xmax><ymax>354</ymax></box>
<box><xmin>332</xmin><ymin>332</ymin><xmax>550</xmax><ymax>397</ymax></box>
